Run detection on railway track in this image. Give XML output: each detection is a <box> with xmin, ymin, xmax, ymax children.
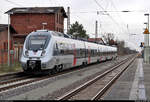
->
<box><xmin>0</xmin><ymin>60</ymin><xmax>113</xmax><ymax>93</ymax></box>
<box><xmin>57</xmin><ymin>54</ymin><xmax>137</xmax><ymax>100</ymax></box>
<box><xmin>0</xmin><ymin>60</ymin><xmax>104</xmax><ymax>83</ymax></box>
<box><xmin>0</xmin><ymin>72</ymin><xmax>25</xmax><ymax>81</ymax></box>
<box><xmin>0</xmin><ymin>55</ymin><xmax>134</xmax><ymax>95</ymax></box>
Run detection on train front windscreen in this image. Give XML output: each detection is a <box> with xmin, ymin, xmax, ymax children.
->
<box><xmin>26</xmin><ymin>33</ymin><xmax>51</xmax><ymax>51</ymax></box>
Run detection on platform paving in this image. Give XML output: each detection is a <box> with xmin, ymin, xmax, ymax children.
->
<box><xmin>103</xmin><ymin>58</ymin><xmax>149</xmax><ymax>100</ymax></box>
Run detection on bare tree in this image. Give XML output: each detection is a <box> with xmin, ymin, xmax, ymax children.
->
<box><xmin>117</xmin><ymin>40</ymin><xmax>125</xmax><ymax>55</ymax></box>
<box><xmin>102</xmin><ymin>33</ymin><xmax>115</xmax><ymax>45</ymax></box>
<box><xmin>116</xmin><ymin>40</ymin><xmax>137</xmax><ymax>55</ymax></box>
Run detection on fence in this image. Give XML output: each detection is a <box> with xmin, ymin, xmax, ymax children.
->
<box><xmin>0</xmin><ymin>48</ymin><xmax>22</xmax><ymax>67</ymax></box>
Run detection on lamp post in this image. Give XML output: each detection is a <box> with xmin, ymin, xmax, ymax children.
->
<box><xmin>7</xmin><ymin>12</ymin><xmax>13</xmax><ymax>66</ymax></box>
<box><xmin>7</xmin><ymin>14</ymin><xmax>10</xmax><ymax>66</ymax></box>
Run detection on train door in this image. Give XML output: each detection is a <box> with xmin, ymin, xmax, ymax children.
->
<box><xmin>98</xmin><ymin>47</ymin><xmax>102</xmax><ymax>61</ymax></box>
<box><xmin>83</xmin><ymin>42</ymin><xmax>87</xmax><ymax>62</ymax></box>
<box><xmin>88</xmin><ymin>46</ymin><xmax>91</xmax><ymax>64</ymax></box>
<box><xmin>53</xmin><ymin>42</ymin><xmax>60</xmax><ymax>65</ymax></box>
<box><xmin>100</xmin><ymin>46</ymin><xmax>104</xmax><ymax>61</ymax></box>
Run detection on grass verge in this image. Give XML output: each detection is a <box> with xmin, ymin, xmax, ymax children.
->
<box><xmin>0</xmin><ymin>62</ymin><xmax>22</xmax><ymax>75</ymax></box>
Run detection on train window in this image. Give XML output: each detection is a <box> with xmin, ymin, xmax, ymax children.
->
<box><xmin>93</xmin><ymin>49</ymin><xmax>95</xmax><ymax>56</ymax></box>
<box><xmin>91</xmin><ymin>49</ymin><xmax>94</xmax><ymax>57</ymax></box>
<box><xmin>91</xmin><ymin>49</ymin><xmax>93</xmax><ymax>57</ymax></box>
<box><xmin>76</xmin><ymin>49</ymin><xmax>80</xmax><ymax>58</ymax></box>
<box><xmin>75</xmin><ymin>48</ymin><xmax>85</xmax><ymax>58</ymax></box>
<box><xmin>53</xmin><ymin>43</ymin><xmax>59</xmax><ymax>56</ymax></box>
<box><xmin>26</xmin><ymin>33</ymin><xmax>50</xmax><ymax>50</ymax></box>
<box><xmin>80</xmin><ymin>49</ymin><xmax>83</xmax><ymax>58</ymax></box>
<box><xmin>80</xmin><ymin>48</ymin><xmax>85</xmax><ymax>58</ymax></box>
<box><xmin>85</xmin><ymin>49</ymin><xmax>88</xmax><ymax>57</ymax></box>
<box><xmin>31</xmin><ymin>39</ymin><xmax>45</xmax><ymax>45</ymax></box>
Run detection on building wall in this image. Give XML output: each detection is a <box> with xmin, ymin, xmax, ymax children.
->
<box><xmin>0</xmin><ymin>30</ymin><xmax>14</xmax><ymax>50</ymax></box>
<box><xmin>11</xmin><ymin>13</ymin><xmax>56</xmax><ymax>34</ymax></box>
<box><xmin>0</xmin><ymin>30</ymin><xmax>14</xmax><ymax>64</ymax></box>
<box><xmin>55</xmin><ymin>12</ymin><xmax>64</xmax><ymax>32</ymax></box>
<box><xmin>0</xmin><ymin>30</ymin><xmax>8</xmax><ymax>50</ymax></box>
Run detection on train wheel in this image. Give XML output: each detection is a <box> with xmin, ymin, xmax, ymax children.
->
<box><xmin>85</xmin><ymin>62</ymin><xmax>88</xmax><ymax>66</ymax></box>
<box><xmin>58</xmin><ymin>64</ymin><xmax>63</xmax><ymax>72</ymax></box>
<box><xmin>82</xmin><ymin>62</ymin><xmax>85</xmax><ymax>66</ymax></box>
<box><xmin>83</xmin><ymin>61</ymin><xmax>88</xmax><ymax>67</ymax></box>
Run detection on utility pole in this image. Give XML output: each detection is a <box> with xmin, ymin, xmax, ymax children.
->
<box><xmin>67</xmin><ymin>7</ymin><xmax>70</xmax><ymax>34</ymax></box>
<box><xmin>95</xmin><ymin>20</ymin><xmax>98</xmax><ymax>42</ymax></box>
<box><xmin>8</xmin><ymin>14</ymin><xmax>10</xmax><ymax>66</ymax></box>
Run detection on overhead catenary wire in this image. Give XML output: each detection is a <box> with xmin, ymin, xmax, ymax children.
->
<box><xmin>109</xmin><ymin>0</ymin><xmax>128</xmax><ymax>34</ymax></box>
<box><xmin>111</xmin><ymin>0</ymin><xmax>147</xmax><ymax>33</ymax></box>
<box><xmin>112</xmin><ymin>0</ymin><xmax>146</xmax><ymax>44</ymax></box>
<box><xmin>70</xmin><ymin>11</ymin><xmax>127</xmax><ymax>35</ymax></box>
<box><xmin>94</xmin><ymin>0</ymin><xmax>109</xmax><ymax>15</ymax></box>
<box><xmin>94</xmin><ymin>0</ymin><xmax>127</xmax><ymax>34</ymax></box>
<box><xmin>93</xmin><ymin>0</ymin><xmax>123</xmax><ymax>37</ymax></box>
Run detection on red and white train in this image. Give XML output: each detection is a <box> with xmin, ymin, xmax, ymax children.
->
<box><xmin>20</xmin><ymin>30</ymin><xmax>117</xmax><ymax>73</ymax></box>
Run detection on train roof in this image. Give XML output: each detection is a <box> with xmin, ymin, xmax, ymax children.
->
<box><xmin>32</xmin><ymin>30</ymin><xmax>117</xmax><ymax>48</ymax></box>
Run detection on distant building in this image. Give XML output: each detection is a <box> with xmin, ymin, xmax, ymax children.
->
<box><xmin>88</xmin><ymin>38</ymin><xmax>105</xmax><ymax>45</ymax></box>
<box><xmin>5</xmin><ymin>7</ymin><xmax>67</xmax><ymax>46</ymax></box>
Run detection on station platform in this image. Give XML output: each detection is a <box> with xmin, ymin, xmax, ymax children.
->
<box><xmin>103</xmin><ymin>58</ymin><xmax>150</xmax><ymax>100</ymax></box>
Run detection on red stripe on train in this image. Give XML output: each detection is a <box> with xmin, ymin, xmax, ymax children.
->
<box><xmin>73</xmin><ymin>44</ymin><xmax>76</xmax><ymax>66</ymax></box>
<box><xmin>73</xmin><ymin>57</ymin><xmax>76</xmax><ymax>66</ymax></box>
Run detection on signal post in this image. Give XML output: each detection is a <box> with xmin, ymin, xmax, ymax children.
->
<box><xmin>144</xmin><ymin>28</ymin><xmax>150</xmax><ymax>64</ymax></box>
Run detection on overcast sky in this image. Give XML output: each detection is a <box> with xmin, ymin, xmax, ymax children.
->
<box><xmin>0</xmin><ymin>0</ymin><xmax>149</xmax><ymax>51</ymax></box>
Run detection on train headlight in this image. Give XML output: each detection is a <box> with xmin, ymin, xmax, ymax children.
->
<box><xmin>25</xmin><ymin>50</ymin><xmax>29</xmax><ymax>57</ymax></box>
<box><xmin>41</xmin><ymin>50</ymin><xmax>46</xmax><ymax>56</ymax></box>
